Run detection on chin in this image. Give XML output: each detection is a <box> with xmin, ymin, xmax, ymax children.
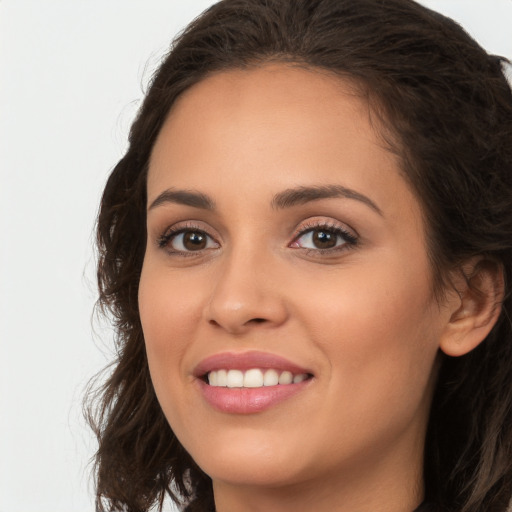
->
<box><xmin>184</xmin><ymin>430</ymin><xmax>312</xmax><ymax>487</ymax></box>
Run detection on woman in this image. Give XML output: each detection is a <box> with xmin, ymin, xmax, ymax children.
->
<box><xmin>87</xmin><ymin>0</ymin><xmax>512</xmax><ymax>511</ymax></box>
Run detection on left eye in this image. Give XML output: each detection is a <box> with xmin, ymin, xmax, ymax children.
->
<box><xmin>167</xmin><ymin>230</ymin><xmax>218</xmax><ymax>252</ymax></box>
<box><xmin>292</xmin><ymin>227</ymin><xmax>353</xmax><ymax>250</ymax></box>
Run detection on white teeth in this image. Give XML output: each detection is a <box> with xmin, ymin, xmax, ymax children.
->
<box><xmin>244</xmin><ymin>368</ymin><xmax>264</xmax><ymax>388</ymax></box>
<box><xmin>263</xmin><ymin>369</ymin><xmax>279</xmax><ymax>386</ymax></box>
<box><xmin>207</xmin><ymin>368</ymin><xmax>309</xmax><ymax>388</ymax></box>
<box><xmin>217</xmin><ymin>369</ymin><xmax>227</xmax><ymax>386</ymax></box>
<box><xmin>208</xmin><ymin>371</ymin><xmax>217</xmax><ymax>386</ymax></box>
<box><xmin>226</xmin><ymin>369</ymin><xmax>244</xmax><ymax>388</ymax></box>
<box><xmin>278</xmin><ymin>371</ymin><xmax>293</xmax><ymax>385</ymax></box>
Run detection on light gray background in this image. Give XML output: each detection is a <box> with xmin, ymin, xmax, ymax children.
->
<box><xmin>1</xmin><ymin>1</ymin><xmax>511</xmax><ymax>511</ymax></box>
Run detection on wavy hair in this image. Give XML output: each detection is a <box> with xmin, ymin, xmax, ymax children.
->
<box><xmin>86</xmin><ymin>1</ymin><xmax>512</xmax><ymax>511</ymax></box>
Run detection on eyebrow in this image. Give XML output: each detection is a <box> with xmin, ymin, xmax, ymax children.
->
<box><xmin>148</xmin><ymin>184</ymin><xmax>382</xmax><ymax>216</ymax></box>
<box><xmin>271</xmin><ymin>184</ymin><xmax>382</xmax><ymax>215</ymax></box>
<box><xmin>148</xmin><ymin>189</ymin><xmax>215</xmax><ymax>211</ymax></box>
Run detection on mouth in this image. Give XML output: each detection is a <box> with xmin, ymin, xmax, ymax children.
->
<box><xmin>204</xmin><ymin>368</ymin><xmax>312</xmax><ymax>388</ymax></box>
<box><xmin>194</xmin><ymin>351</ymin><xmax>314</xmax><ymax>414</ymax></box>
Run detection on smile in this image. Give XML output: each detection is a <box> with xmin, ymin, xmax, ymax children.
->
<box><xmin>207</xmin><ymin>368</ymin><xmax>310</xmax><ymax>388</ymax></box>
<box><xmin>195</xmin><ymin>351</ymin><xmax>314</xmax><ymax>413</ymax></box>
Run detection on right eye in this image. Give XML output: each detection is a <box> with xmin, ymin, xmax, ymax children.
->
<box><xmin>159</xmin><ymin>228</ymin><xmax>219</xmax><ymax>253</ymax></box>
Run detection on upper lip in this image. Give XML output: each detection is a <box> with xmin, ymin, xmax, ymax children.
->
<box><xmin>193</xmin><ymin>351</ymin><xmax>312</xmax><ymax>378</ymax></box>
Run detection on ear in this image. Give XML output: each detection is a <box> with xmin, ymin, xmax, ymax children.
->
<box><xmin>440</xmin><ymin>258</ymin><xmax>504</xmax><ymax>357</ymax></box>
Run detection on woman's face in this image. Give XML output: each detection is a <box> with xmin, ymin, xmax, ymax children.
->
<box><xmin>139</xmin><ymin>65</ymin><xmax>451</xmax><ymax>499</ymax></box>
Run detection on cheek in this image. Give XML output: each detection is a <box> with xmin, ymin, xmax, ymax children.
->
<box><xmin>138</xmin><ymin>261</ymin><xmax>204</xmax><ymax>395</ymax></box>
<box><xmin>294</xmin><ymin>251</ymin><xmax>440</xmax><ymax>405</ymax></box>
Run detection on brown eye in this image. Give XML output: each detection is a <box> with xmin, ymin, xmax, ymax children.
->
<box><xmin>182</xmin><ymin>231</ymin><xmax>207</xmax><ymax>250</ymax></box>
<box><xmin>290</xmin><ymin>224</ymin><xmax>357</xmax><ymax>253</ymax></box>
<box><xmin>163</xmin><ymin>228</ymin><xmax>218</xmax><ymax>253</ymax></box>
<box><xmin>312</xmin><ymin>230</ymin><xmax>337</xmax><ymax>249</ymax></box>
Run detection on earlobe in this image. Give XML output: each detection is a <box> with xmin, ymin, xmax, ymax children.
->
<box><xmin>439</xmin><ymin>258</ymin><xmax>504</xmax><ymax>357</ymax></box>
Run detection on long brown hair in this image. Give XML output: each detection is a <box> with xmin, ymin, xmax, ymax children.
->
<box><xmin>86</xmin><ymin>1</ymin><xmax>512</xmax><ymax>511</ymax></box>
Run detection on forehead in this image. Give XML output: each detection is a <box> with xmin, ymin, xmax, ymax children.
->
<box><xmin>147</xmin><ymin>64</ymin><xmax>419</xmax><ymax>224</ymax></box>
<box><xmin>168</xmin><ymin>63</ymin><xmax>366</xmax><ymax>130</ymax></box>
<box><xmin>151</xmin><ymin>65</ymin><xmax>385</xmax><ymax>174</ymax></box>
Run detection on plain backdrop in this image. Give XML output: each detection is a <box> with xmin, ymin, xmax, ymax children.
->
<box><xmin>1</xmin><ymin>1</ymin><xmax>511</xmax><ymax>511</ymax></box>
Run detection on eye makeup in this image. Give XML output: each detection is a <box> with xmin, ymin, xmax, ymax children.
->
<box><xmin>156</xmin><ymin>216</ymin><xmax>358</xmax><ymax>259</ymax></box>
<box><xmin>289</xmin><ymin>219</ymin><xmax>358</xmax><ymax>256</ymax></box>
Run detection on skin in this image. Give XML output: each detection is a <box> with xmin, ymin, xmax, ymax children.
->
<box><xmin>139</xmin><ymin>64</ymin><xmax>463</xmax><ymax>512</ymax></box>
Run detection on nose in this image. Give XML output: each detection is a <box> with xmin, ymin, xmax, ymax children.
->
<box><xmin>204</xmin><ymin>247</ymin><xmax>289</xmax><ymax>335</ymax></box>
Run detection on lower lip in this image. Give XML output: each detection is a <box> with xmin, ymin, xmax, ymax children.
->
<box><xmin>198</xmin><ymin>380</ymin><xmax>311</xmax><ymax>414</ymax></box>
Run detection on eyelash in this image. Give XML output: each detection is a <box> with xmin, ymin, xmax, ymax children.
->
<box><xmin>157</xmin><ymin>221</ymin><xmax>358</xmax><ymax>256</ymax></box>
<box><xmin>157</xmin><ymin>222</ymin><xmax>218</xmax><ymax>256</ymax></box>
<box><xmin>290</xmin><ymin>221</ymin><xmax>358</xmax><ymax>255</ymax></box>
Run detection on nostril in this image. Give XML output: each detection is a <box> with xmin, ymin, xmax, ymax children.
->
<box><xmin>250</xmin><ymin>318</ymin><xmax>266</xmax><ymax>324</ymax></box>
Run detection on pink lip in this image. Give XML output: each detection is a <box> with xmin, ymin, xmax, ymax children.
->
<box><xmin>193</xmin><ymin>350</ymin><xmax>311</xmax><ymax>376</ymax></box>
<box><xmin>193</xmin><ymin>351</ymin><xmax>313</xmax><ymax>414</ymax></box>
